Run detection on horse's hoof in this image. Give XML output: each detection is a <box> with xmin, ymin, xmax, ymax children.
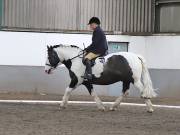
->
<box><xmin>124</xmin><ymin>91</ymin><xmax>129</xmax><ymax>97</ymax></box>
<box><xmin>147</xmin><ymin>109</ymin><xmax>154</xmax><ymax>113</ymax></box>
<box><xmin>98</xmin><ymin>107</ymin><xmax>106</xmax><ymax>111</ymax></box>
<box><xmin>59</xmin><ymin>104</ymin><xmax>67</xmax><ymax>110</ymax></box>
<box><xmin>109</xmin><ymin>107</ymin><xmax>117</xmax><ymax>111</ymax></box>
<box><xmin>59</xmin><ymin>106</ymin><xmax>65</xmax><ymax>110</ymax></box>
<box><xmin>141</xmin><ymin>93</ymin><xmax>152</xmax><ymax>99</ymax></box>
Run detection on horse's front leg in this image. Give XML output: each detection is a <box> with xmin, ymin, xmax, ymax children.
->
<box><xmin>60</xmin><ymin>87</ymin><xmax>74</xmax><ymax>109</ymax></box>
<box><xmin>84</xmin><ymin>82</ymin><xmax>105</xmax><ymax>111</ymax></box>
<box><xmin>144</xmin><ymin>99</ymin><xmax>154</xmax><ymax>113</ymax></box>
<box><xmin>60</xmin><ymin>71</ymin><xmax>79</xmax><ymax>109</ymax></box>
<box><xmin>91</xmin><ymin>89</ymin><xmax>105</xmax><ymax>111</ymax></box>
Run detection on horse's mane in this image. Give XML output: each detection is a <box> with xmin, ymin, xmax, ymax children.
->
<box><xmin>51</xmin><ymin>44</ymin><xmax>81</xmax><ymax>50</ymax></box>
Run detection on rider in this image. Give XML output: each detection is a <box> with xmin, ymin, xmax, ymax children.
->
<box><xmin>83</xmin><ymin>17</ymin><xmax>108</xmax><ymax>80</ymax></box>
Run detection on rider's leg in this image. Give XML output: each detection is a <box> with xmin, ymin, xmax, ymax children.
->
<box><xmin>83</xmin><ymin>58</ymin><xmax>92</xmax><ymax>80</ymax></box>
<box><xmin>85</xmin><ymin>52</ymin><xmax>100</xmax><ymax>59</ymax></box>
<box><xmin>83</xmin><ymin>52</ymin><xmax>99</xmax><ymax>80</ymax></box>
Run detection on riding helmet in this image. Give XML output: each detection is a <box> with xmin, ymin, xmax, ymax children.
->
<box><xmin>88</xmin><ymin>17</ymin><xmax>101</xmax><ymax>25</ymax></box>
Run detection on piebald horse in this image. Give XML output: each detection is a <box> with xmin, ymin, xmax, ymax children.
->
<box><xmin>45</xmin><ymin>45</ymin><xmax>157</xmax><ymax>112</ymax></box>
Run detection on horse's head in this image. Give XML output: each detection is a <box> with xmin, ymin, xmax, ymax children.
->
<box><xmin>45</xmin><ymin>44</ymin><xmax>83</xmax><ymax>74</ymax></box>
<box><xmin>45</xmin><ymin>45</ymin><xmax>61</xmax><ymax>74</ymax></box>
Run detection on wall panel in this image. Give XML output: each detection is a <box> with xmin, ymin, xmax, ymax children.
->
<box><xmin>1</xmin><ymin>0</ymin><xmax>154</xmax><ymax>33</ymax></box>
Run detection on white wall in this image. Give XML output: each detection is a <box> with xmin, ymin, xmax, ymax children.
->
<box><xmin>145</xmin><ymin>36</ymin><xmax>180</xmax><ymax>69</ymax></box>
<box><xmin>0</xmin><ymin>32</ymin><xmax>46</xmax><ymax>66</ymax></box>
<box><xmin>0</xmin><ymin>31</ymin><xmax>180</xmax><ymax>69</ymax></box>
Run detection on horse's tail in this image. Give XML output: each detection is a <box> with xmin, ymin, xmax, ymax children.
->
<box><xmin>138</xmin><ymin>56</ymin><xmax>157</xmax><ymax>98</ymax></box>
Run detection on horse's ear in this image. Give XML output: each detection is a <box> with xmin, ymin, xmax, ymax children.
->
<box><xmin>47</xmin><ymin>45</ymin><xmax>50</xmax><ymax>50</ymax></box>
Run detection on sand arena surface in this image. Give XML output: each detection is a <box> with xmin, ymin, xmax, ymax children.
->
<box><xmin>0</xmin><ymin>93</ymin><xmax>180</xmax><ymax>135</ymax></box>
<box><xmin>0</xmin><ymin>103</ymin><xmax>180</xmax><ymax>135</ymax></box>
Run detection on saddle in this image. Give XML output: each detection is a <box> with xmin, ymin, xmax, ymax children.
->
<box><xmin>90</xmin><ymin>55</ymin><xmax>106</xmax><ymax>67</ymax></box>
<box><xmin>84</xmin><ymin>50</ymin><xmax>108</xmax><ymax>67</ymax></box>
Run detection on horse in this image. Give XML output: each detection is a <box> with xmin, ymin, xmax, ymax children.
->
<box><xmin>45</xmin><ymin>44</ymin><xmax>157</xmax><ymax>113</ymax></box>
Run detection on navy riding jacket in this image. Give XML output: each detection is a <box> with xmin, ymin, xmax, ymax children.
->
<box><xmin>86</xmin><ymin>26</ymin><xmax>108</xmax><ymax>56</ymax></box>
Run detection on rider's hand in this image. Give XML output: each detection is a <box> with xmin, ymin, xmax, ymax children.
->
<box><xmin>85</xmin><ymin>45</ymin><xmax>91</xmax><ymax>52</ymax></box>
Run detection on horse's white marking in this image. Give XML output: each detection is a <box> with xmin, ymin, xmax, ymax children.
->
<box><xmin>0</xmin><ymin>100</ymin><xmax>180</xmax><ymax>109</ymax></box>
<box><xmin>60</xmin><ymin>87</ymin><xmax>74</xmax><ymax>108</ymax></box>
<box><xmin>91</xmin><ymin>89</ymin><xmax>105</xmax><ymax>110</ymax></box>
<box><xmin>144</xmin><ymin>99</ymin><xmax>154</xmax><ymax>112</ymax></box>
<box><xmin>92</xmin><ymin>58</ymin><xmax>104</xmax><ymax>77</ymax></box>
<box><xmin>110</xmin><ymin>90</ymin><xmax>131</xmax><ymax>111</ymax></box>
<box><xmin>134</xmin><ymin>81</ymin><xmax>144</xmax><ymax>95</ymax></box>
<box><xmin>110</xmin><ymin>95</ymin><xmax>123</xmax><ymax>111</ymax></box>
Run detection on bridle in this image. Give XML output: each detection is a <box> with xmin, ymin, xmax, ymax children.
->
<box><xmin>45</xmin><ymin>63</ymin><xmax>53</xmax><ymax>67</ymax></box>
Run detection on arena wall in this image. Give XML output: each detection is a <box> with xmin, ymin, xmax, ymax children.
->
<box><xmin>0</xmin><ymin>31</ymin><xmax>179</xmax><ymax>98</ymax></box>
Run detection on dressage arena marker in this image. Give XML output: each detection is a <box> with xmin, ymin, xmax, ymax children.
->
<box><xmin>0</xmin><ymin>100</ymin><xmax>180</xmax><ymax>109</ymax></box>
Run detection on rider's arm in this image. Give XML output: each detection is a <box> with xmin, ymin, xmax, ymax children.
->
<box><xmin>86</xmin><ymin>29</ymin><xmax>101</xmax><ymax>52</ymax></box>
<box><xmin>91</xmin><ymin>29</ymin><xmax>101</xmax><ymax>48</ymax></box>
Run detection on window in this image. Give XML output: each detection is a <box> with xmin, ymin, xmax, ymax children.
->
<box><xmin>155</xmin><ymin>0</ymin><xmax>180</xmax><ymax>33</ymax></box>
<box><xmin>108</xmin><ymin>42</ymin><xmax>128</xmax><ymax>53</ymax></box>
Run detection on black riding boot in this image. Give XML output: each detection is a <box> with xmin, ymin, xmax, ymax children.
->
<box><xmin>83</xmin><ymin>59</ymin><xmax>92</xmax><ymax>80</ymax></box>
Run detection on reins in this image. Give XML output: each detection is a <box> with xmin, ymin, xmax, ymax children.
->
<box><xmin>69</xmin><ymin>49</ymin><xmax>86</xmax><ymax>60</ymax></box>
<box><xmin>69</xmin><ymin>43</ymin><xmax>86</xmax><ymax>60</ymax></box>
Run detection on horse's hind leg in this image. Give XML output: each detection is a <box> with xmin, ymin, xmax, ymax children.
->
<box><xmin>110</xmin><ymin>82</ymin><xmax>130</xmax><ymax>111</ymax></box>
<box><xmin>134</xmin><ymin>80</ymin><xmax>154</xmax><ymax>113</ymax></box>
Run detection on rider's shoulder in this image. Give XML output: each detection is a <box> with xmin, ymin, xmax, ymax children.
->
<box><xmin>94</xmin><ymin>26</ymin><xmax>104</xmax><ymax>35</ymax></box>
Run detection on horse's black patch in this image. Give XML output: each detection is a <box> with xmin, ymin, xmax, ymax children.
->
<box><xmin>62</xmin><ymin>59</ymin><xmax>78</xmax><ymax>88</ymax></box>
<box><xmin>63</xmin><ymin>58</ymin><xmax>92</xmax><ymax>94</ymax></box>
<box><xmin>82</xmin><ymin>81</ymin><xmax>93</xmax><ymax>95</ymax></box>
<box><xmin>69</xmin><ymin>70</ymin><xmax>78</xmax><ymax>88</ymax></box>
<box><xmin>92</xmin><ymin>55</ymin><xmax>134</xmax><ymax>86</ymax></box>
<box><xmin>63</xmin><ymin>59</ymin><xmax>92</xmax><ymax>94</ymax></box>
<box><xmin>62</xmin><ymin>59</ymin><xmax>72</xmax><ymax>69</ymax></box>
<box><xmin>47</xmin><ymin>47</ymin><xmax>60</xmax><ymax>68</ymax></box>
<box><xmin>122</xmin><ymin>81</ymin><xmax>130</xmax><ymax>93</ymax></box>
